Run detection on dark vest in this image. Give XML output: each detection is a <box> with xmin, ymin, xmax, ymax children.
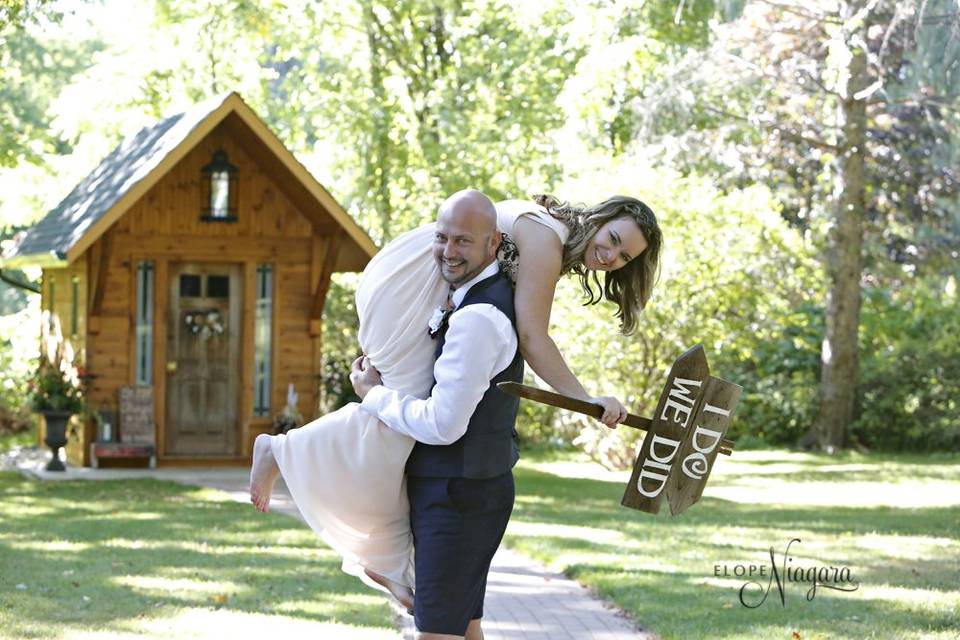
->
<box><xmin>405</xmin><ymin>271</ymin><xmax>524</xmax><ymax>479</ymax></box>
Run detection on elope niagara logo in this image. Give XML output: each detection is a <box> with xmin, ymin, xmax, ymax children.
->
<box><xmin>715</xmin><ymin>538</ymin><xmax>860</xmax><ymax>608</ymax></box>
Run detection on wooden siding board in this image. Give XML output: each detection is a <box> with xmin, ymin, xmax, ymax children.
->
<box><xmin>153</xmin><ymin>259</ymin><xmax>169</xmax><ymax>457</ymax></box>
<box><xmin>240</xmin><ymin>261</ymin><xmax>256</xmax><ymax>456</ymax></box>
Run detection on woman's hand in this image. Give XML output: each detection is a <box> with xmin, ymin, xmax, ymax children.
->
<box><xmin>349</xmin><ymin>356</ymin><xmax>382</xmax><ymax>400</ymax></box>
<box><xmin>589</xmin><ymin>395</ymin><xmax>628</xmax><ymax>428</ymax></box>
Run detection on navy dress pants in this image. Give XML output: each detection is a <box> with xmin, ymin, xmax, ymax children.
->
<box><xmin>406</xmin><ymin>471</ymin><xmax>515</xmax><ymax>635</ymax></box>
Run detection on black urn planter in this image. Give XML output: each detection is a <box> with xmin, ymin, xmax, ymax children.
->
<box><xmin>41</xmin><ymin>410</ymin><xmax>73</xmax><ymax>472</ymax></box>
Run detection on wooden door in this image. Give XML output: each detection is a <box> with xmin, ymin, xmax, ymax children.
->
<box><xmin>166</xmin><ymin>263</ymin><xmax>242</xmax><ymax>456</ymax></box>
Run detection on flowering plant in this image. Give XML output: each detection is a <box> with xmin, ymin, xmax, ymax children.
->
<box><xmin>28</xmin><ymin>312</ymin><xmax>86</xmax><ymax>414</ymax></box>
<box><xmin>184</xmin><ymin>309</ymin><xmax>225</xmax><ymax>338</ymax></box>
<box><xmin>271</xmin><ymin>383</ymin><xmax>303</xmax><ymax>435</ymax></box>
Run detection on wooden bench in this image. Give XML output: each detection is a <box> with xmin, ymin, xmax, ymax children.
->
<box><xmin>89</xmin><ymin>442</ymin><xmax>156</xmax><ymax>468</ymax></box>
<box><xmin>89</xmin><ymin>385</ymin><xmax>156</xmax><ymax>468</ymax></box>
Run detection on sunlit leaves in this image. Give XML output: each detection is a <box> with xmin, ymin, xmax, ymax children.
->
<box><xmin>0</xmin><ymin>9</ymin><xmax>102</xmax><ymax>169</ymax></box>
<box><xmin>539</xmin><ymin>155</ymin><xmax>822</xmax><ymax>465</ymax></box>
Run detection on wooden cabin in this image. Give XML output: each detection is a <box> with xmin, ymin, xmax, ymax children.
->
<box><xmin>2</xmin><ymin>92</ymin><xmax>377</xmax><ymax>467</ymax></box>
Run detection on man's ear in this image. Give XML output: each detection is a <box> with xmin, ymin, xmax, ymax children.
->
<box><xmin>490</xmin><ymin>230</ymin><xmax>503</xmax><ymax>252</ymax></box>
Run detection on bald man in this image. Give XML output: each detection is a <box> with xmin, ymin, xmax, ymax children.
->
<box><xmin>351</xmin><ymin>189</ymin><xmax>523</xmax><ymax>639</ymax></box>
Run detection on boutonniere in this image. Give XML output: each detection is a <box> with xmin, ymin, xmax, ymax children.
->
<box><xmin>427</xmin><ymin>305</ymin><xmax>452</xmax><ymax>339</ymax></box>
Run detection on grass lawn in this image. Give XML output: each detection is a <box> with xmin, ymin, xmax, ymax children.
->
<box><xmin>0</xmin><ymin>430</ymin><xmax>35</xmax><ymax>453</ymax></box>
<box><xmin>506</xmin><ymin>448</ymin><xmax>960</xmax><ymax>640</ymax></box>
<box><xmin>0</xmin><ymin>472</ymin><xmax>400</xmax><ymax>640</ymax></box>
<box><xmin>2</xmin><ymin>446</ymin><xmax>957</xmax><ymax>640</ymax></box>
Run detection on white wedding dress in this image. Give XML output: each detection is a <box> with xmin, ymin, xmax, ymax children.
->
<box><xmin>270</xmin><ymin>200</ymin><xmax>569</xmax><ymax>588</ymax></box>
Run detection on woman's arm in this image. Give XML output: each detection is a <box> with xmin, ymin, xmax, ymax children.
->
<box><xmin>511</xmin><ymin>218</ymin><xmax>626</xmax><ymax>427</ymax></box>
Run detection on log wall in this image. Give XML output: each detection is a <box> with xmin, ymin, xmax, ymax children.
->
<box><xmin>79</xmin><ymin>122</ymin><xmax>335</xmax><ymax>462</ymax></box>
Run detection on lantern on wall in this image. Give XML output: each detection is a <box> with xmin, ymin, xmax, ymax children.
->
<box><xmin>200</xmin><ymin>149</ymin><xmax>238</xmax><ymax>221</ymax></box>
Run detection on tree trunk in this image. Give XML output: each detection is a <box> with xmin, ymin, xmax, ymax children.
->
<box><xmin>811</xmin><ymin>7</ymin><xmax>868</xmax><ymax>451</ymax></box>
<box><xmin>364</xmin><ymin>5</ymin><xmax>394</xmax><ymax>240</ymax></box>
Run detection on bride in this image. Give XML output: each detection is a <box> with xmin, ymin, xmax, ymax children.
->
<box><xmin>249</xmin><ymin>190</ymin><xmax>663</xmax><ymax>607</ymax></box>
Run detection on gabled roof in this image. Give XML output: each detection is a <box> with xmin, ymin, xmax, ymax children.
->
<box><xmin>1</xmin><ymin>92</ymin><xmax>378</xmax><ymax>269</ymax></box>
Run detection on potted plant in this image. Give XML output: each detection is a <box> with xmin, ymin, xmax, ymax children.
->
<box><xmin>28</xmin><ymin>312</ymin><xmax>86</xmax><ymax>471</ymax></box>
<box><xmin>271</xmin><ymin>383</ymin><xmax>303</xmax><ymax>435</ymax></box>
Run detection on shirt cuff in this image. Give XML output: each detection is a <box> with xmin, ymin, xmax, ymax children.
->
<box><xmin>360</xmin><ymin>385</ymin><xmax>390</xmax><ymax>416</ymax></box>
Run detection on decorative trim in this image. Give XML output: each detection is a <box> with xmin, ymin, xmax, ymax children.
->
<box><xmin>199</xmin><ymin>214</ymin><xmax>239</xmax><ymax>223</ymax></box>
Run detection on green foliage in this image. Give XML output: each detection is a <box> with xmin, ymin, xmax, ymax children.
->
<box><xmin>27</xmin><ymin>361</ymin><xmax>84</xmax><ymax>413</ymax></box>
<box><xmin>0</xmin><ymin>10</ymin><xmax>103</xmax><ymax>168</ymax></box>
<box><xmin>0</xmin><ymin>299</ymin><xmax>38</xmax><ymax>434</ymax></box>
<box><xmin>557</xmin><ymin>4</ymin><xmax>707</xmax><ymax>155</ymax></box>
<box><xmin>854</xmin><ymin>283</ymin><xmax>960</xmax><ymax>451</ymax></box>
<box><xmin>636</xmin><ymin>0</ymin><xmax>960</xmax><ymax>283</ymax></box>
<box><xmin>3</xmin><ymin>0</ymin><xmax>956</xmax><ymax>457</ymax></box>
<box><xmin>637</xmin><ymin>0</ymin><xmax>715</xmax><ymax>50</ymax></box>
<box><xmin>141</xmin><ymin>0</ymin><xmax>585</xmax><ymax>244</ymax></box>
<box><xmin>892</xmin><ymin>0</ymin><xmax>960</xmax><ymax>97</ymax></box>
<box><xmin>0</xmin><ymin>225</ymin><xmax>38</xmax><ymax>314</ymax></box>
<box><xmin>306</xmin><ymin>0</ymin><xmax>583</xmax><ymax>242</ymax></box>
<box><xmin>0</xmin><ymin>270</ymin><xmax>31</xmax><ymax>315</ymax></box>
<box><xmin>0</xmin><ymin>428</ymin><xmax>34</xmax><ymax>452</ymax></box>
<box><xmin>514</xmin><ymin>374</ymin><xmax>570</xmax><ymax>447</ymax></box>
<box><xmin>721</xmin><ymin>301</ymin><xmax>822</xmax><ymax>447</ymax></box>
<box><xmin>28</xmin><ymin>311</ymin><xmax>86</xmax><ymax>414</ymax></box>
<box><xmin>318</xmin><ymin>275</ymin><xmax>362</xmax><ymax>414</ymax></box>
<box><xmin>150</xmin><ymin>0</ymin><xmax>281</xmax><ymax>101</ymax></box>
<box><xmin>546</xmin><ymin>159</ymin><xmax>822</xmax><ymax>467</ymax></box>
<box><xmin>0</xmin><ymin>0</ymin><xmax>63</xmax><ymax>31</ymax></box>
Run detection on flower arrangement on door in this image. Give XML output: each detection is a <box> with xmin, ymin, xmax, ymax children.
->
<box><xmin>183</xmin><ymin>309</ymin><xmax>226</xmax><ymax>339</ymax></box>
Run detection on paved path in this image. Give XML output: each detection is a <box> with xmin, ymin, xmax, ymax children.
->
<box><xmin>14</xmin><ymin>452</ymin><xmax>650</xmax><ymax>639</ymax></box>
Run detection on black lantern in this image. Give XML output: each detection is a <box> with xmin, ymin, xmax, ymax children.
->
<box><xmin>200</xmin><ymin>149</ymin><xmax>238</xmax><ymax>222</ymax></box>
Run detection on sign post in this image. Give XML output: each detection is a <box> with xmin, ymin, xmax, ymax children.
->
<box><xmin>498</xmin><ymin>344</ymin><xmax>742</xmax><ymax>516</ymax></box>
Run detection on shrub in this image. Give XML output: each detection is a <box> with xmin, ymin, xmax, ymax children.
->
<box><xmin>853</xmin><ymin>284</ymin><xmax>960</xmax><ymax>451</ymax></box>
<box><xmin>0</xmin><ymin>299</ymin><xmax>41</xmax><ymax>434</ymax></box>
<box><xmin>548</xmin><ymin>173</ymin><xmax>822</xmax><ymax>467</ymax></box>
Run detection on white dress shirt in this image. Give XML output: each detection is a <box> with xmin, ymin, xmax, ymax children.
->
<box><xmin>360</xmin><ymin>260</ymin><xmax>519</xmax><ymax>445</ymax></box>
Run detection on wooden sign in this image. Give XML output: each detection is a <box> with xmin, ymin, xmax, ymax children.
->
<box><xmin>663</xmin><ymin>376</ymin><xmax>741</xmax><ymax>515</ymax></box>
<box><xmin>118</xmin><ymin>385</ymin><xmax>155</xmax><ymax>445</ymax></box>
<box><xmin>621</xmin><ymin>345</ymin><xmax>711</xmax><ymax>514</ymax></box>
<box><xmin>622</xmin><ymin>346</ymin><xmax>742</xmax><ymax>515</ymax></box>
<box><xmin>498</xmin><ymin>344</ymin><xmax>741</xmax><ymax>516</ymax></box>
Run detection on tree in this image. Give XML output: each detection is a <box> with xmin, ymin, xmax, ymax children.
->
<box><xmin>0</xmin><ymin>2</ymin><xmax>101</xmax><ymax>168</ymax></box>
<box><xmin>0</xmin><ymin>0</ymin><xmax>61</xmax><ymax>31</ymax></box>
<box><xmin>544</xmin><ymin>157</ymin><xmax>821</xmax><ymax>466</ymax></box>
<box><xmin>573</xmin><ymin>0</ymin><xmax>960</xmax><ymax>450</ymax></box>
<box><xmin>315</xmin><ymin>0</ymin><xmax>583</xmax><ymax>241</ymax></box>
<box><xmin>147</xmin><ymin>0</ymin><xmax>582</xmax><ymax>242</ymax></box>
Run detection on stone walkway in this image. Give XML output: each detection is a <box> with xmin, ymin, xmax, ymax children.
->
<box><xmin>12</xmin><ymin>449</ymin><xmax>651</xmax><ymax>639</ymax></box>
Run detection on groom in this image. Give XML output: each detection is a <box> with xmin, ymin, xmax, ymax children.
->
<box><xmin>350</xmin><ymin>189</ymin><xmax>522</xmax><ymax>640</ymax></box>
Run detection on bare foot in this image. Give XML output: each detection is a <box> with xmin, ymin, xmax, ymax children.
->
<box><xmin>364</xmin><ymin>568</ymin><xmax>414</xmax><ymax>612</ymax></box>
<box><xmin>249</xmin><ymin>434</ymin><xmax>280</xmax><ymax>512</ymax></box>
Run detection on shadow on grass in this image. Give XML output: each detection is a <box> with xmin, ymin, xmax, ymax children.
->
<box><xmin>507</xmin><ymin>465</ymin><xmax>960</xmax><ymax>639</ymax></box>
<box><xmin>0</xmin><ymin>473</ymin><xmax>394</xmax><ymax>639</ymax></box>
<box><xmin>513</xmin><ymin>466</ymin><xmax>960</xmax><ymax>538</ymax></box>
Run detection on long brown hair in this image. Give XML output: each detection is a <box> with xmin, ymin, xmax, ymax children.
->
<box><xmin>534</xmin><ymin>194</ymin><xmax>663</xmax><ymax>335</ymax></box>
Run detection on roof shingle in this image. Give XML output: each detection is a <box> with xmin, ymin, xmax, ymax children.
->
<box><xmin>9</xmin><ymin>93</ymin><xmax>232</xmax><ymax>260</ymax></box>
